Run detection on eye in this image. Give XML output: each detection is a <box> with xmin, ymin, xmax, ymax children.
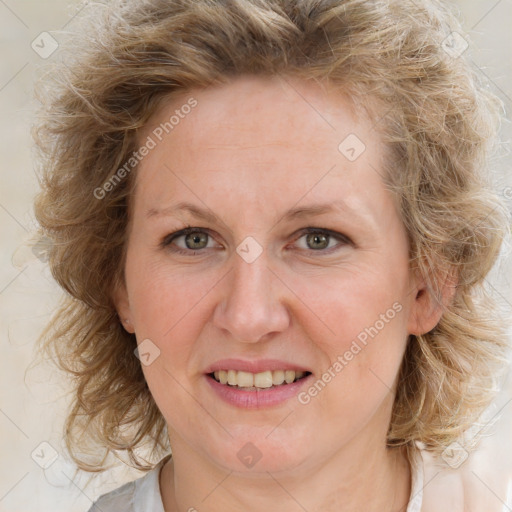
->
<box><xmin>161</xmin><ymin>227</ymin><xmax>220</xmax><ymax>254</ymax></box>
<box><xmin>293</xmin><ymin>228</ymin><xmax>351</xmax><ymax>253</ymax></box>
<box><xmin>161</xmin><ymin>226</ymin><xmax>351</xmax><ymax>256</ymax></box>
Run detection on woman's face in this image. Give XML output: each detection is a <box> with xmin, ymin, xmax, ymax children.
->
<box><xmin>116</xmin><ymin>75</ymin><xmax>433</xmax><ymax>474</ymax></box>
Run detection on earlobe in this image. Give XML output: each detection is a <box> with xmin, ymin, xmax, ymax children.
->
<box><xmin>120</xmin><ymin>316</ymin><xmax>134</xmax><ymax>333</ymax></box>
<box><xmin>112</xmin><ymin>281</ymin><xmax>135</xmax><ymax>333</ymax></box>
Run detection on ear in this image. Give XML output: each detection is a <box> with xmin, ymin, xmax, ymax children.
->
<box><xmin>112</xmin><ymin>280</ymin><xmax>135</xmax><ymax>334</ymax></box>
<box><xmin>407</xmin><ymin>268</ymin><xmax>457</xmax><ymax>336</ymax></box>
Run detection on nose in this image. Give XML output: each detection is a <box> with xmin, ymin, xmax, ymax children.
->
<box><xmin>212</xmin><ymin>249</ymin><xmax>290</xmax><ymax>344</ymax></box>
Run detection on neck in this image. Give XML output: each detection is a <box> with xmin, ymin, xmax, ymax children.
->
<box><xmin>160</xmin><ymin>436</ymin><xmax>411</xmax><ymax>512</ymax></box>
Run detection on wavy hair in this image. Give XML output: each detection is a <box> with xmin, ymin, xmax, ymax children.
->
<box><xmin>33</xmin><ymin>0</ymin><xmax>510</xmax><ymax>471</ymax></box>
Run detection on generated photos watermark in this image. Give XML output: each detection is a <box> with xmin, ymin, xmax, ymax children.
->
<box><xmin>94</xmin><ymin>97</ymin><xmax>198</xmax><ymax>200</ymax></box>
<box><xmin>298</xmin><ymin>301</ymin><xmax>403</xmax><ymax>405</ymax></box>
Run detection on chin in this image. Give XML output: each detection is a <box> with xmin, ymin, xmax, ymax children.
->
<box><xmin>204</xmin><ymin>431</ymin><xmax>312</xmax><ymax>475</ymax></box>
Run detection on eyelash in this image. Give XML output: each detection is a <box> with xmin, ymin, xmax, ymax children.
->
<box><xmin>160</xmin><ymin>225</ymin><xmax>352</xmax><ymax>256</ymax></box>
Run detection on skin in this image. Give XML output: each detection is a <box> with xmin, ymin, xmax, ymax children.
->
<box><xmin>114</xmin><ymin>75</ymin><xmax>444</xmax><ymax>512</ymax></box>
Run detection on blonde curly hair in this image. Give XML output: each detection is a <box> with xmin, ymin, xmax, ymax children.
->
<box><xmin>33</xmin><ymin>0</ymin><xmax>510</xmax><ymax>471</ymax></box>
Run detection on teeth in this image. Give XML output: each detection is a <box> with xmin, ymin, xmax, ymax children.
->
<box><xmin>254</xmin><ymin>370</ymin><xmax>273</xmax><ymax>388</ymax></box>
<box><xmin>227</xmin><ymin>369</ymin><xmax>237</xmax><ymax>386</ymax></box>
<box><xmin>237</xmin><ymin>371</ymin><xmax>254</xmax><ymax>388</ymax></box>
<box><xmin>213</xmin><ymin>369</ymin><xmax>308</xmax><ymax>389</ymax></box>
<box><xmin>272</xmin><ymin>370</ymin><xmax>285</xmax><ymax>385</ymax></box>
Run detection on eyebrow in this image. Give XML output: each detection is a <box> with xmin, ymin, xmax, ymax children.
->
<box><xmin>147</xmin><ymin>202</ymin><xmax>218</xmax><ymax>223</ymax></box>
<box><xmin>146</xmin><ymin>200</ymin><xmax>366</xmax><ymax>227</ymax></box>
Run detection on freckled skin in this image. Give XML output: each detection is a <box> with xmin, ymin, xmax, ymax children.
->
<box><xmin>115</xmin><ymin>75</ymin><xmax>440</xmax><ymax>512</ymax></box>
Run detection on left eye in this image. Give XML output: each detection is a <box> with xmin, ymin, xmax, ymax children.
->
<box><xmin>293</xmin><ymin>228</ymin><xmax>349</xmax><ymax>252</ymax></box>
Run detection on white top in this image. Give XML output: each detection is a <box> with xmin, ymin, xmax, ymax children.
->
<box><xmin>87</xmin><ymin>451</ymin><xmax>425</xmax><ymax>512</ymax></box>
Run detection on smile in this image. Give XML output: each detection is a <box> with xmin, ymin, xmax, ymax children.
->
<box><xmin>210</xmin><ymin>369</ymin><xmax>310</xmax><ymax>390</ymax></box>
<box><xmin>206</xmin><ymin>368</ymin><xmax>313</xmax><ymax>409</ymax></box>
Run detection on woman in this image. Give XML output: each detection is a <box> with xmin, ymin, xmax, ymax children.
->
<box><xmin>33</xmin><ymin>0</ymin><xmax>510</xmax><ymax>510</ymax></box>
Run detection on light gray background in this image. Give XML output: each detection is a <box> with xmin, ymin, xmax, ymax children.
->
<box><xmin>0</xmin><ymin>1</ymin><xmax>511</xmax><ymax>511</ymax></box>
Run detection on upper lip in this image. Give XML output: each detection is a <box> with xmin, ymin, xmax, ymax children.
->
<box><xmin>204</xmin><ymin>358</ymin><xmax>312</xmax><ymax>374</ymax></box>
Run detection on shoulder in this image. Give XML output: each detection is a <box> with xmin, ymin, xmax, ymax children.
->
<box><xmin>406</xmin><ymin>446</ymin><xmax>425</xmax><ymax>512</ymax></box>
<box><xmin>87</xmin><ymin>479</ymin><xmax>136</xmax><ymax>512</ymax></box>
<box><xmin>86</xmin><ymin>458</ymin><xmax>168</xmax><ymax>512</ymax></box>
<box><xmin>417</xmin><ymin>445</ymin><xmax>467</xmax><ymax>512</ymax></box>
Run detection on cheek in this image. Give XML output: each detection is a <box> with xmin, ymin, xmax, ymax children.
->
<box><xmin>293</xmin><ymin>264</ymin><xmax>410</xmax><ymax>405</ymax></box>
<box><xmin>126</xmin><ymin>250</ymin><xmax>214</xmax><ymax>335</ymax></box>
<box><xmin>127</xmin><ymin>263</ymin><xmax>212</xmax><ymax>425</ymax></box>
<box><xmin>123</xmin><ymin>256</ymin><xmax>210</xmax><ymax>388</ymax></box>
<box><xmin>300</xmin><ymin>303</ymin><xmax>408</xmax><ymax>442</ymax></box>
<box><xmin>291</xmin><ymin>262</ymin><xmax>410</xmax><ymax>350</ymax></box>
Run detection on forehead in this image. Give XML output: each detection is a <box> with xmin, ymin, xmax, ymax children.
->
<box><xmin>142</xmin><ymin>75</ymin><xmax>366</xmax><ymax>150</ymax></box>
<box><xmin>132</xmin><ymin>75</ymin><xmax>388</xmax><ymax>220</ymax></box>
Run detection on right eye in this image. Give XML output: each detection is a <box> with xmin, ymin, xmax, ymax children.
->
<box><xmin>161</xmin><ymin>226</ymin><xmax>222</xmax><ymax>255</ymax></box>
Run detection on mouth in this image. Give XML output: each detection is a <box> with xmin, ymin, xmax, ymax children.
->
<box><xmin>207</xmin><ymin>369</ymin><xmax>311</xmax><ymax>391</ymax></box>
<box><xmin>204</xmin><ymin>359</ymin><xmax>313</xmax><ymax>408</ymax></box>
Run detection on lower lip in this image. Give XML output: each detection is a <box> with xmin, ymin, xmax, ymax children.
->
<box><xmin>206</xmin><ymin>374</ymin><xmax>312</xmax><ymax>409</ymax></box>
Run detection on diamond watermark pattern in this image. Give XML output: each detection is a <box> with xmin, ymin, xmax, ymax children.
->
<box><xmin>237</xmin><ymin>442</ymin><xmax>262</xmax><ymax>468</ymax></box>
<box><xmin>236</xmin><ymin>236</ymin><xmax>263</xmax><ymax>264</ymax></box>
<box><xmin>32</xmin><ymin>235</ymin><xmax>52</xmax><ymax>263</ymax></box>
<box><xmin>31</xmin><ymin>441</ymin><xmax>59</xmax><ymax>469</ymax></box>
<box><xmin>441</xmin><ymin>441</ymin><xmax>468</xmax><ymax>469</ymax></box>
<box><xmin>442</xmin><ymin>32</ymin><xmax>469</xmax><ymax>59</ymax></box>
<box><xmin>134</xmin><ymin>338</ymin><xmax>161</xmax><ymax>366</ymax></box>
<box><xmin>338</xmin><ymin>134</ymin><xmax>366</xmax><ymax>162</ymax></box>
<box><xmin>31</xmin><ymin>32</ymin><xmax>59</xmax><ymax>59</ymax></box>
